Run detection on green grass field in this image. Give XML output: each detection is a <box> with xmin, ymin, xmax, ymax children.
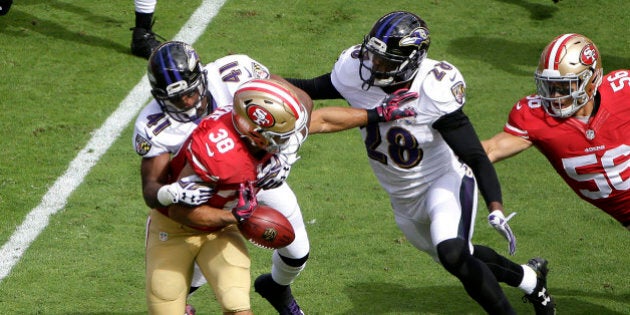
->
<box><xmin>1</xmin><ymin>0</ymin><xmax>629</xmax><ymax>314</ymax></box>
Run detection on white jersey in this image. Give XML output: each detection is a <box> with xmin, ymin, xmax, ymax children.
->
<box><xmin>330</xmin><ymin>45</ymin><xmax>468</xmax><ymax>200</ymax></box>
<box><xmin>133</xmin><ymin>54</ymin><xmax>271</xmax><ymax>158</ymax></box>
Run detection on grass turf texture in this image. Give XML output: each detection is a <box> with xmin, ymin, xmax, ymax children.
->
<box><xmin>1</xmin><ymin>0</ymin><xmax>629</xmax><ymax>314</ymax></box>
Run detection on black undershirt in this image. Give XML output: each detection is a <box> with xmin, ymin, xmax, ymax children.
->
<box><xmin>433</xmin><ymin>109</ymin><xmax>502</xmax><ymax>207</ymax></box>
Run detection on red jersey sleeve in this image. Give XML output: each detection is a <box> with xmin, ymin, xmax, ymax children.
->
<box><xmin>503</xmin><ymin>94</ymin><xmax>545</xmax><ymax>139</ymax></box>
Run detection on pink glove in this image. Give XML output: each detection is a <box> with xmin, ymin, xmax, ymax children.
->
<box><xmin>232</xmin><ymin>182</ymin><xmax>258</xmax><ymax>222</ymax></box>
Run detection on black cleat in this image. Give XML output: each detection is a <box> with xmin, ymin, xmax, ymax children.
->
<box><xmin>523</xmin><ymin>257</ymin><xmax>557</xmax><ymax>315</ymax></box>
<box><xmin>0</xmin><ymin>0</ymin><xmax>13</xmax><ymax>16</ymax></box>
<box><xmin>130</xmin><ymin>27</ymin><xmax>162</xmax><ymax>59</ymax></box>
<box><xmin>254</xmin><ymin>273</ymin><xmax>304</xmax><ymax>315</ymax></box>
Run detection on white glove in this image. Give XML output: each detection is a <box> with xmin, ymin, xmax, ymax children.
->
<box><xmin>256</xmin><ymin>153</ymin><xmax>299</xmax><ymax>190</ymax></box>
<box><xmin>157</xmin><ymin>175</ymin><xmax>214</xmax><ymax>206</ymax></box>
<box><xmin>488</xmin><ymin>210</ymin><xmax>517</xmax><ymax>256</ymax></box>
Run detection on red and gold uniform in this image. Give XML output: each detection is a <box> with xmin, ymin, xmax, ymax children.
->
<box><xmin>504</xmin><ymin>70</ymin><xmax>630</xmax><ymax>226</ymax></box>
<box><xmin>146</xmin><ymin>107</ymin><xmax>270</xmax><ymax>314</ymax></box>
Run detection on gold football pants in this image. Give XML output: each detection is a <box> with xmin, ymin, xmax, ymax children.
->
<box><xmin>146</xmin><ymin>209</ymin><xmax>251</xmax><ymax>314</ymax></box>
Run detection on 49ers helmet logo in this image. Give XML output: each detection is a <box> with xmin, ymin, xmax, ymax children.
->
<box><xmin>580</xmin><ymin>44</ymin><xmax>598</xmax><ymax>66</ymax></box>
<box><xmin>246</xmin><ymin>104</ymin><xmax>275</xmax><ymax>128</ymax></box>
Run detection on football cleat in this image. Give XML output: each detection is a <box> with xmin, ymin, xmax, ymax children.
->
<box><xmin>523</xmin><ymin>257</ymin><xmax>556</xmax><ymax>315</ymax></box>
<box><xmin>254</xmin><ymin>273</ymin><xmax>304</xmax><ymax>315</ymax></box>
<box><xmin>130</xmin><ymin>27</ymin><xmax>163</xmax><ymax>59</ymax></box>
<box><xmin>184</xmin><ymin>303</ymin><xmax>196</xmax><ymax>315</ymax></box>
<box><xmin>0</xmin><ymin>0</ymin><xmax>13</xmax><ymax>16</ymax></box>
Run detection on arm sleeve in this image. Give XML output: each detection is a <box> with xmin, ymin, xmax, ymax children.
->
<box><xmin>286</xmin><ymin>73</ymin><xmax>344</xmax><ymax>100</ymax></box>
<box><xmin>433</xmin><ymin>109</ymin><xmax>503</xmax><ymax>207</ymax></box>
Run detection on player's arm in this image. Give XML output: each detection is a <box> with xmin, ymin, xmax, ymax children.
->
<box><xmin>271</xmin><ymin>74</ymin><xmax>314</xmax><ymax>120</ymax></box>
<box><xmin>167</xmin><ymin>163</ymin><xmax>238</xmax><ymax>228</ymax></box>
<box><xmin>310</xmin><ymin>89</ymin><xmax>419</xmax><ymax>134</ymax></box>
<box><xmin>285</xmin><ymin>73</ymin><xmax>344</xmax><ymax>100</ymax></box>
<box><xmin>309</xmin><ymin>107</ymin><xmax>369</xmax><ymax>134</ymax></box>
<box><xmin>435</xmin><ymin>109</ymin><xmax>517</xmax><ymax>254</ymax></box>
<box><xmin>140</xmin><ymin>153</ymin><xmax>171</xmax><ymax>209</ymax></box>
<box><xmin>285</xmin><ymin>73</ymin><xmax>368</xmax><ymax>133</ymax></box>
<box><xmin>141</xmin><ymin>151</ymin><xmax>213</xmax><ymax>208</ymax></box>
<box><xmin>433</xmin><ymin>109</ymin><xmax>503</xmax><ymax>211</ymax></box>
<box><xmin>482</xmin><ymin>131</ymin><xmax>532</xmax><ymax>163</ymax></box>
<box><xmin>169</xmin><ymin>203</ymin><xmax>237</xmax><ymax>228</ymax></box>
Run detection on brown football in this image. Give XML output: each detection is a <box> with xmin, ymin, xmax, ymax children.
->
<box><xmin>238</xmin><ymin>205</ymin><xmax>295</xmax><ymax>249</ymax></box>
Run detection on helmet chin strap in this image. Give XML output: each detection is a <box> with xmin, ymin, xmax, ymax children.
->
<box><xmin>187</xmin><ymin>90</ymin><xmax>210</xmax><ymax>121</ymax></box>
<box><xmin>178</xmin><ymin>99</ymin><xmax>203</xmax><ymax>121</ymax></box>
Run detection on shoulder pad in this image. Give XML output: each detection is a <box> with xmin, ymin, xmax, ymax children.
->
<box><xmin>421</xmin><ymin>61</ymin><xmax>466</xmax><ymax>105</ymax></box>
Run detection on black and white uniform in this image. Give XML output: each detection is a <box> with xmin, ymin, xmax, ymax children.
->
<box><xmin>329</xmin><ymin>45</ymin><xmax>482</xmax><ymax>260</ymax></box>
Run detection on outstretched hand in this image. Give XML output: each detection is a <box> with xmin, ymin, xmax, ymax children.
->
<box><xmin>488</xmin><ymin>210</ymin><xmax>517</xmax><ymax>255</ymax></box>
<box><xmin>373</xmin><ymin>88</ymin><xmax>419</xmax><ymax>122</ymax></box>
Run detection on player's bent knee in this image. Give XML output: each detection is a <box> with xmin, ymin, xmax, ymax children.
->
<box><xmin>217</xmin><ymin>287</ymin><xmax>251</xmax><ymax>313</ymax></box>
<box><xmin>436</xmin><ymin>238</ymin><xmax>469</xmax><ymax>273</ymax></box>
<box><xmin>148</xmin><ymin>269</ymin><xmax>188</xmax><ymax>302</ymax></box>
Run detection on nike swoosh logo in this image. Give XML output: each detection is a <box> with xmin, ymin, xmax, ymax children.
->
<box><xmin>205</xmin><ymin>143</ymin><xmax>215</xmax><ymax>157</ymax></box>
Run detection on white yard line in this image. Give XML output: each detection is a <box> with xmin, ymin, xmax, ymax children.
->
<box><xmin>0</xmin><ymin>0</ymin><xmax>227</xmax><ymax>282</ymax></box>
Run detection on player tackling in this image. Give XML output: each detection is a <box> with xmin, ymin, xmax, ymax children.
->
<box><xmin>134</xmin><ymin>41</ymin><xmax>313</xmax><ymax>314</ymax></box>
<box><xmin>144</xmin><ymin>78</ymin><xmax>308</xmax><ymax>314</ymax></box>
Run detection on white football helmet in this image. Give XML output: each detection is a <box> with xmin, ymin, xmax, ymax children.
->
<box><xmin>232</xmin><ymin>79</ymin><xmax>308</xmax><ymax>154</ymax></box>
<box><xmin>534</xmin><ymin>33</ymin><xmax>603</xmax><ymax>118</ymax></box>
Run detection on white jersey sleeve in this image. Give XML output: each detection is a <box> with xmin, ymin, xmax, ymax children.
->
<box><xmin>132</xmin><ymin>100</ymin><xmax>200</xmax><ymax>158</ymax></box>
<box><xmin>411</xmin><ymin>59</ymin><xmax>466</xmax><ymax>123</ymax></box>
<box><xmin>204</xmin><ymin>54</ymin><xmax>271</xmax><ymax>110</ymax></box>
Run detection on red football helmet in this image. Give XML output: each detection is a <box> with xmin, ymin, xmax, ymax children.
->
<box><xmin>232</xmin><ymin>79</ymin><xmax>308</xmax><ymax>154</ymax></box>
<box><xmin>535</xmin><ymin>33</ymin><xmax>603</xmax><ymax>118</ymax></box>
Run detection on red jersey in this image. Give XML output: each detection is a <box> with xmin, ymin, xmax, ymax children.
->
<box><xmin>504</xmin><ymin>70</ymin><xmax>630</xmax><ymax>226</ymax></box>
<box><xmin>160</xmin><ymin>107</ymin><xmax>270</xmax><ymax>230</ymax></box>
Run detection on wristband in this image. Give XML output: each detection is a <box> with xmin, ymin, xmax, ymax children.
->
<box><xmin>366</xmin><ymin>108</ymin><xmax>380</xmax><ymax>124</ymax></box>
<box><xmin>157</xmin><ymin>185</ymin><xmax>174</xmax><ymax>206</ymax></box>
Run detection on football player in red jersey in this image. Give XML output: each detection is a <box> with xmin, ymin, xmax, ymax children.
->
<box><xmin>483</xmin><ymin>33</ymin><xmax>630</xmax><ymax>231</ymax></box>
<box><xmin>145</xmin><ymin>79</ymin><xmax>309</xmax><ymax>314</ymax></box>
<box><xmin>136</xmin><ymin>41</ymin><xmax>313</xmax><ymax>315</ymax></box>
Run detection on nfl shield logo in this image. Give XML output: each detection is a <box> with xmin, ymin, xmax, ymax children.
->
<box><xmin>159</xmin><ymin>231</ymin><xmax>168</xmax><ymax>242</ymax></box>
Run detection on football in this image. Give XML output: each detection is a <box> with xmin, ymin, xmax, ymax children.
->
<box><xmin>238</xmin><ymin>205</ymin><xmax>295</xmax><ymax>249</ymax></box>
